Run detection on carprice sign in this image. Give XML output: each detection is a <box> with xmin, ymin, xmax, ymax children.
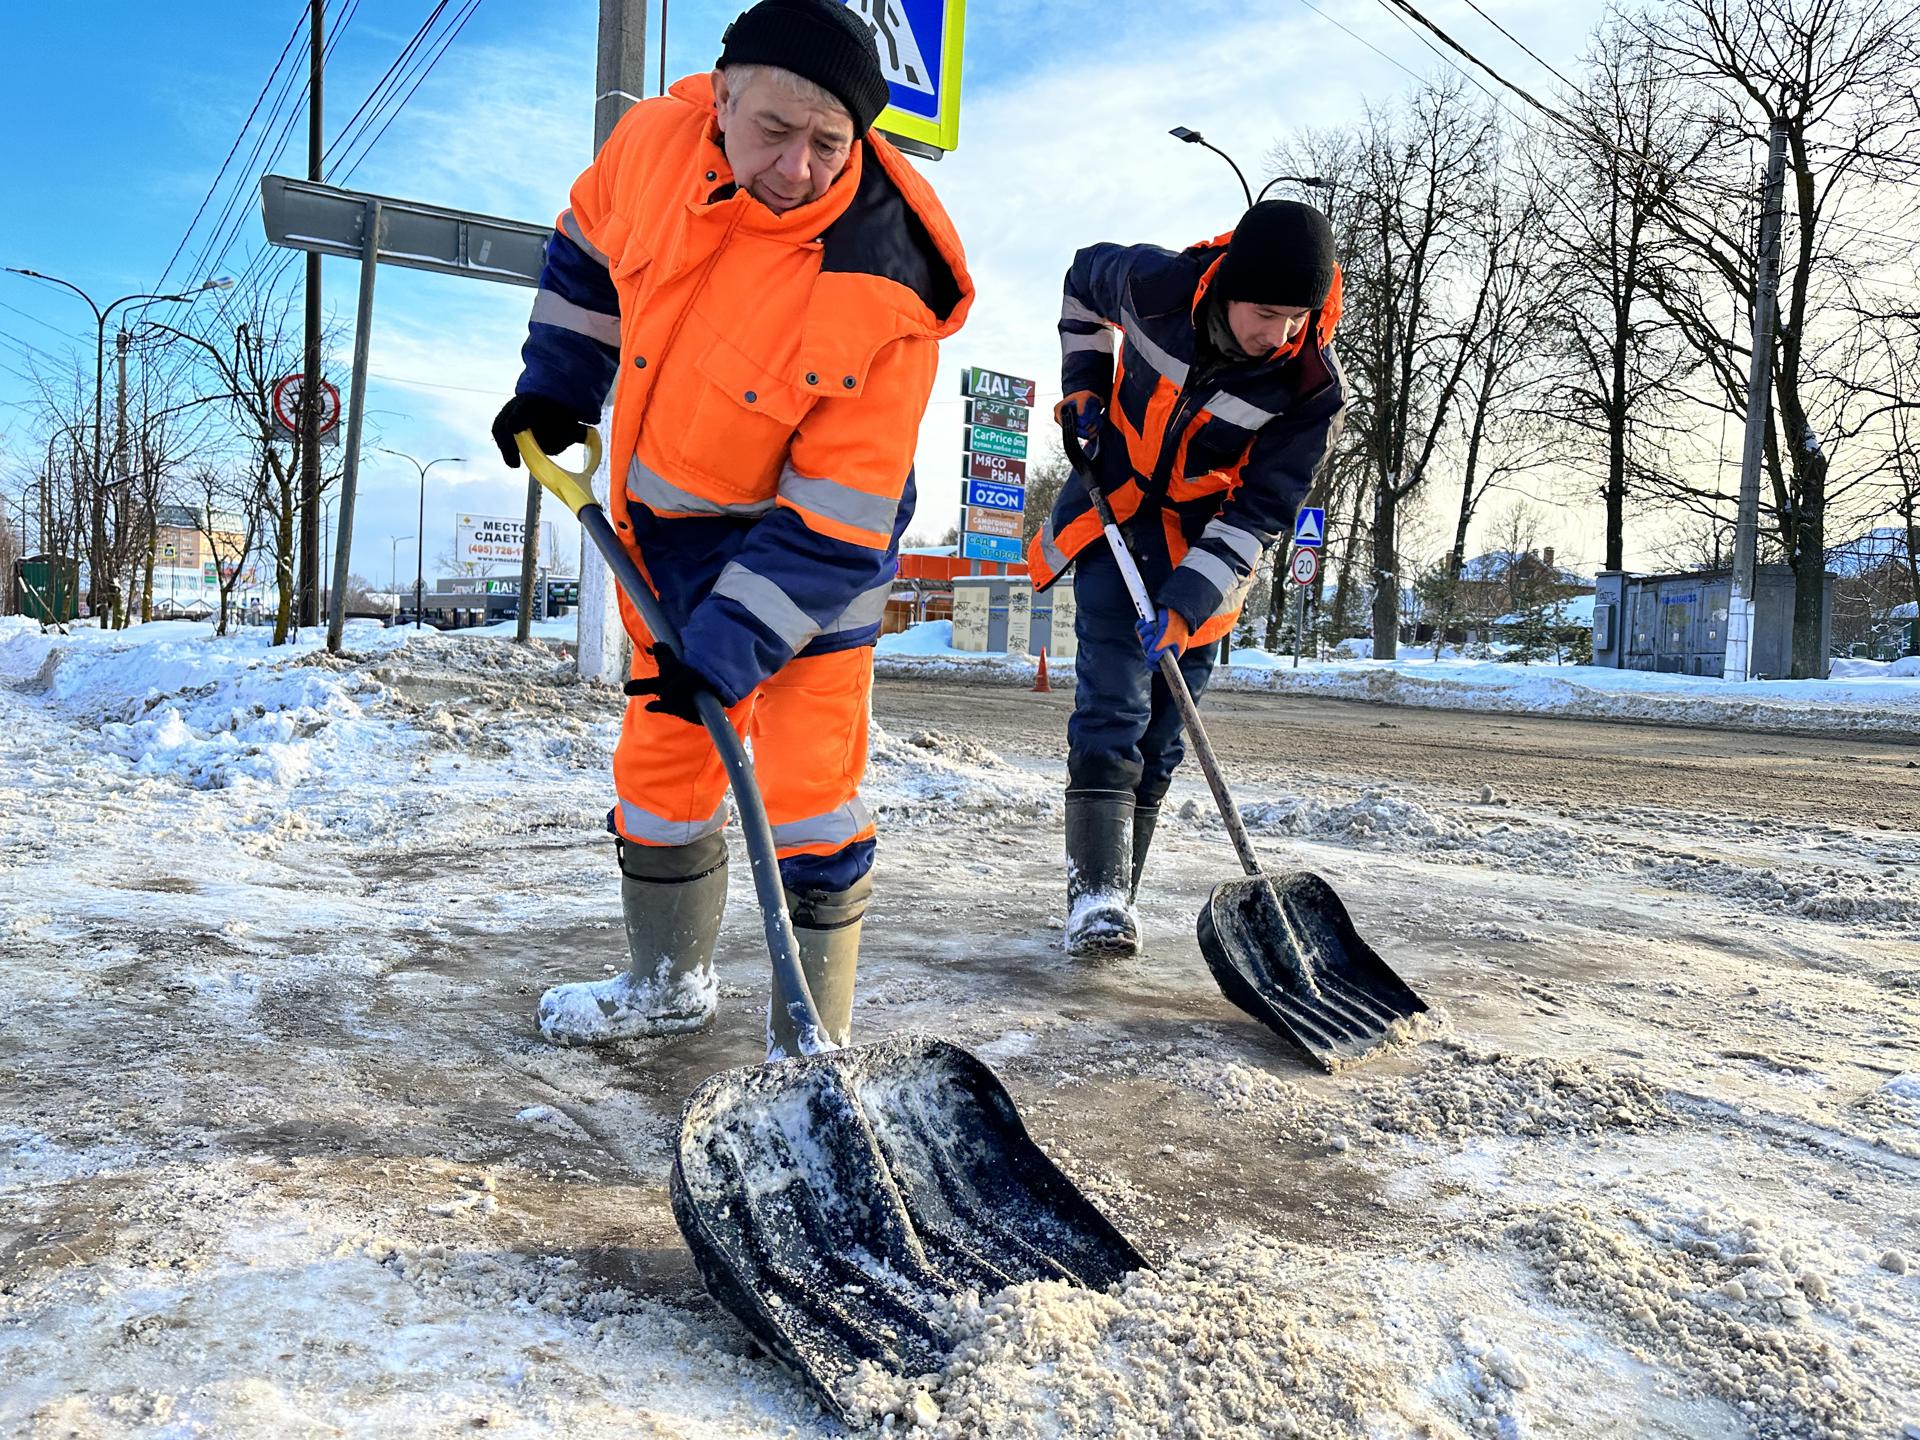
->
<box><xmin>967</xmin><ymin>424</ymin><xmax>1027</xmax><ymax>459</ymax></box>
<box><xmin>960</xmin><ymin>366</ymin><xmax>1036</xmax><ymax>407</ymax></box>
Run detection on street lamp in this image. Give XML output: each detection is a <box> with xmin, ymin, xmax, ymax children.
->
<box><xmin>377</xmin><ymin>449</ymin><xmax>463</xmax><ymax>630</ymax></box>
<box><xmin>389</xmin><ymin>534</ymin><xmax>413</xmax><ymax>622</ymax></box>
<box><xmin>1168</xmin><ymin>127</ymin><xmax>1332</xmax><ymax>210</ymax></box>
<box><xmin>5</xmin><ymin>269</ymin><xmax>232</xmax><ymax>623</ymax></box>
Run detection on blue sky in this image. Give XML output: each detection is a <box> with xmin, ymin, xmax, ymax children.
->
<box><xmin>0</xmin><ymin>0</ymin><xmax>1603</xmax><ymax>586</ymax></box>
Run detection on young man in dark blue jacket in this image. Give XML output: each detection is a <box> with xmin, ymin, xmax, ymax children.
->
<box><xmin>1024</xmin><ymin>201</ymin><xmax>1347</xmax><ymax>957</ymax></box>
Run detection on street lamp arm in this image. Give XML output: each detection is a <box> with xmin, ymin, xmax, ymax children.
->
<box><xmin>1255</xmin><ymin>174</ymin><xmax>1333</xmax><ymax>203</ymax></box>
<box><xmin>6</xmin><ymin>268</ymin><xmax>105</xmax><ymax>324</ymax></box>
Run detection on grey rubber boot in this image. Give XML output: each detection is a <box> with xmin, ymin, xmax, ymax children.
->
<box><xmin>1065</xmin><ymin>788</ymin><xmax>1139</xmax><ymax>958</ymax></box>
<box><xmin>535</xmin><ymin>833</ymin><xmax>728</xmax><ymax>1045</ymax></box>
<box><xmin>766</xmin><ymin>871</ymin><xmax>873</xmax><ymax>1059</ymax></box>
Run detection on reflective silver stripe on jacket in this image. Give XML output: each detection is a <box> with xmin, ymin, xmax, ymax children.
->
<box><xmin>1213</xmin><ymin>566</ymin><xmax>1256</xmax><ymax>618</ymax></box>
<box><xmin>1038</xmin><ymin>515</ymin><xmax>1068</xmax><ymax>575</ymax></box>
<box><xmin>1063</xmin><ymin>330</ymin><xmax>1115</xmax><ymax>356</ymax></box>
<box><xmin>1119</xmin><ymin>307</ymin><xmax>1189</xmax><ymax>387</ymax></box>
<box><xmin>531</xmin><ymin>289</ymin><xmax>620</xmax><ymax>347</ymax></box>
<box><xmin>823</xmin><ymin>578</ymin><xmax>893</xmax><ymax>635</ymax></box>
<box><xmin>558</xmin><ymin>209</ymin><xmax>609</xmax><ymax>267</ymax></box>
<box><xmin>711</xmin><ymin>561</ymin><xmax>819</xmax><ymax>652</ymax></box>
<box><xmin>627</xmin><ymin>455</ymin><xmax>775</xmax><ymax>518</ymax></box>
<box><xmin>1061</xmin><ymin>294</ymin><xmax>1107</xmax><ymax>327</ymax></box>
<box><xmin>1177</xmin><ymin>547</ymin><xmax>1240</xmax><ymax>603</ymax></box>
<box><xmin>1202</xmin><ymin>517</ymin><xmax>1264</xmax><ymax>568</ymax></box>
<box><xmin>778</xmin><ymin>463</ymin><xmax>898</xmax><ymax>538</ymax></box>
<box><xmin>772</xmin><ymin>798</ymin><xmax>874</xmax><ymax>851</ymax></box>
<box><xmin>1203</xmin><ymin>388</ymin><xmax>1279</xmax><ymax>430</ymax></box>
<box><xmin>620</xmin><ymin>797</ymin><xmax>727</xmax><ymax>845</ymax></box>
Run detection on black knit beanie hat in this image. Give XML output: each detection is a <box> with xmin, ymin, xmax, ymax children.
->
<box><xmin>1213</xmin><ymin>200</ymin><xmax>1337</xmax><ymax>308</ymax></box>
<box><xmin>717</xmin><ymin>0</ymin><xmax>890</xmax><ymax>135</ymax></box>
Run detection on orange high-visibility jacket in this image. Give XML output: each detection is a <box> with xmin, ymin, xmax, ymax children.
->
<box><xmin>516</xmin><ymin>74</ymin><xmax>973</xmax><ymax>703</ymax></box>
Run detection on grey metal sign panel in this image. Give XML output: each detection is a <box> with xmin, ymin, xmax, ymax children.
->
<box><xmin>259</xmin><ymin>176</ymin><xmax>548</xmax><ymax>287</ymax></box>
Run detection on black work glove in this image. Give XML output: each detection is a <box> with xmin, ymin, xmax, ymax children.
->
<box><xmin>623</xmin><ymin>646</ymin><xmax>712</xmax><ymax>726</ymax></box>
<box><xmin>491</xmin><ymin>393</ymin><xmax>588</xmax><ymax>469</ymax></box>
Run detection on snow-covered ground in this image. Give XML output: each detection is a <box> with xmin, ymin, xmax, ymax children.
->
<box><xmin>3</xmin><ymin>617</ymin><xmax>1917</xmax><ymax>1438</ymax></box>
<box><xmin>876</xmin><ymin>620</ymin><xmax>1920</xmax><ymax>737</ymax></box>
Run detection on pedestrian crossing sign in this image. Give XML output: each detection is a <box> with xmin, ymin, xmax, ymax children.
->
<box><xmin>843</xmin><ymin>0</ymin><xmax>966</xmax><ymax>154</ymax></box>
<box><xmin>1293</xmin><ymin>507</ymin><xmax>1326</xmax><ymax>549</ymax></box>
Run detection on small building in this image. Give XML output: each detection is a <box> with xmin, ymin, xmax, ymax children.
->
<box><xmin>1590</xmin><ymin>565</ymin><xmax>1833</xmax><ymax>678</ymax></box>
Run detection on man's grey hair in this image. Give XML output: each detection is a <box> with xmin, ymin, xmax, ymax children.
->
<box><xmin>717</xmin><ymin>62</ymin><xmax>852</xmax><ymax>122</ymax></box>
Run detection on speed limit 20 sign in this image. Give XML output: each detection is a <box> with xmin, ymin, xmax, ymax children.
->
<box><xmin>1289</xmin><ymin>547</ymin><xmax>1320</xmax><ymax>588</ymax></box>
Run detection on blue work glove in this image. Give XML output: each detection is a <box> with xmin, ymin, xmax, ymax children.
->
<box><xmin>1136</xmin><ymin>608</ymin><xmax>1193</xmax><ymax>669</ymax></box>
<box><xmin>1052</xmin><ymin>390</ymin><xmax>1105</xmax><ymax>444</ymax></box>
<box><xmin>623</xmin><ymin>646</ymin><xmax>713</xmax><ymax>727</ymax></box>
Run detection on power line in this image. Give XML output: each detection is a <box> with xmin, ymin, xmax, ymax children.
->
<box><xmin>1454</xmin><ymin>0</ymin><xmax>1579</xmax><ymax>94</ymax></box>
<box><xmin>1289</xmin><ymin>0</ymin><xmax>1427</xmax><ymax>85</ymax></box>
<box><xmin>152</xmin><ymin>6</ymin><xmax>308</xmax><ymax>295</ymax></box>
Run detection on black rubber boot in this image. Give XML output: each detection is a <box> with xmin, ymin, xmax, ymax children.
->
<box><xmin>767</xmin><ymin>871</ymin><xmax>873</xmax><ymax>1058</ymax></box>
<box><xmin>1130</xmin><ymin>778</ymin><xmax>1171</xmax><ymax>903</ymax></box>
<box><xmin>1065</xmin><ymin>788</ymin><xmax>1138</xmax><ymax>958</ymax></box>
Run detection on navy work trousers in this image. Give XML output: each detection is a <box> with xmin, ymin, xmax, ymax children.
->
<box><xmin>1066</xmin><ymin>540</ymin><xmax>1219</xmax><ymax>807</ymax></box>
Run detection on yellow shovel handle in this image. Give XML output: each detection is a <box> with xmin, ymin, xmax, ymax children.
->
<box><xmin>515</xmin><ymin>428</ymin><xmax>603</xmax><ymax>516</ymax></box>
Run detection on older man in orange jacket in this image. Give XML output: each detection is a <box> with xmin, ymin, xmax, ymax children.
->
<box><xmin>493</xmin><ymin>0</ymin><xmax>971</xmax><ymax>1056</ymax></box>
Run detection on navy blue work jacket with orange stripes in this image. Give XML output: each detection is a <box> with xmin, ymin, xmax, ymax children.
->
<box><xmin>1025</xmin><ymin>235</ymin><xmax>1347</xmax><ymax>646</ymax></box>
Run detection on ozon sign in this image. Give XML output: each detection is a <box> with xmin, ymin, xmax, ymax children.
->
<box><xmin>272</xmin><ymin>374</ymin><xmax>342</xmax><ymax>437</ymax></box>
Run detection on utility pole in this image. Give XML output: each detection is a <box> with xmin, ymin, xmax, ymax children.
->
<box><xmin>1724</xmin><ymin>115</ymin><xmax>1788</xmax><ymax>685</ymax></box>
<box><xmin>115</xmin><ymin>329</ymin><xmax>131</xmax><ymax>626</ymax></box>
<box><xmin>298</xmin><ymin>0</ymin><xmax>326</xmax><ymax>629</ymax></box>
<box><xmin>572</xmin><ymin>0</ymin><xmax>647</xmax><ymax>673</ymax></box>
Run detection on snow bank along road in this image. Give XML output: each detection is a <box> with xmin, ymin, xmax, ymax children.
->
<box><xmin>1</xmin><ymin>623</ymin><xmax>1916</xmax><ymax>1438</ymax></box>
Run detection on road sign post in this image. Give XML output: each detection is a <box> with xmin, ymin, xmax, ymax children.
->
<box><xmin>1289</xmin><ymin>546</ymin><xmax>1319</xmax><ymax>670</ymax></box>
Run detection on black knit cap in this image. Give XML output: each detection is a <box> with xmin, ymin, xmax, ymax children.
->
<box><xmin>717</xmin><ymin>0</ymin><xmax>890</xmax><ymax>135</ymax></box>
<box><xmin>1213</xmin><ymin>200</ymin><xmax>1337</xmax><ymax>308</ymax></box>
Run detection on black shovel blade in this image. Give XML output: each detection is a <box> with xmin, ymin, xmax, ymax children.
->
<box><xmin>668</xmin><ymin>1037</ymin><xmax>1145</xmax><ymax>1422</ymax></box>
<box><xmin>1199</xmin><ymin>870</ymin><xmax>1428</xmax><ymax>1071</ymax></box>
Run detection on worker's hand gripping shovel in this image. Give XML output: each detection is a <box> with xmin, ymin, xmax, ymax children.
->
<box><xmin>1061</xmin><ymin>421</ymin><xmax>1429</xmax><ymax>1070</ymax></box>
<box><xmin>516</xmin><ymin>430</ymin><xmax>1144</xmax><ymax>1422</ymax></box>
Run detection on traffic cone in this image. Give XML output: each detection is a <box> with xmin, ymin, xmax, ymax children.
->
<box><xmin>1033</xmin><ymin>646</ymin><xmax>1051</xmax><ymax>692</ymax></box>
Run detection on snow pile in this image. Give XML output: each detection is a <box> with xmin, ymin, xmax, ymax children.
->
<box><xmin>838</xmin><ymin>1240</ymin><xmax>1455</xmax><ymax>1438</ymax></box>
<box><xmin>1510</xmin><ymin>1202</ymin><xmax>1883</xmax><ymax>1439</ymax></box>
<box><xmin>1367</xmin><ymin>1044</ymin><xmax>1674</xmax><ymax>1142</ymax></box>
<box><xmin>866</xmin><ymin>723</ymin><xmax>1057</xmax><ymax>822</ymax></box>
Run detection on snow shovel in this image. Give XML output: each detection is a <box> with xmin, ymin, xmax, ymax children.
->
<box><xmin>1061</xmin><ymin>423</ymin><xmax>1427</xmax><ymax>1071</ymax></box>
<box><xmin>517</xmin><ymin>432</ymin><xmax>1144</xmax><ymax>1421</ymax></box>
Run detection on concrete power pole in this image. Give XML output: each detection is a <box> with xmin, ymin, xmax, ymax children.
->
<box><xmin>572</xmin><ymin>0</ymin><xmax>647</xmax><ymax>677</ymax></box>
<box><xmin>1724</xmin><ymin>115</ymin><xmax>1788</xmax><ymax>684</ymax></box>
<box><xmin>298</xmin><ymin>0</ymin><xmax>326</xmax><ymax>629</ymax></box>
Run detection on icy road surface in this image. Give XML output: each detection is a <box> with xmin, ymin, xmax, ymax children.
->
<box><xmin>1</xmin><ymin>620</ymin><xmax>1915</xmax><ymax>1438</ymax></box>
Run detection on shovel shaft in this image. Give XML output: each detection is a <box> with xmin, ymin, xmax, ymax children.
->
<box><xmin>517</xmin><ymin>433</ymin><xmax>831</xmax><ymax>1055</ymax></box>
<box><xmin>1064</xmin><ymin>426</ymin><xmax>1264</xmax><ymax>880</ymax></box>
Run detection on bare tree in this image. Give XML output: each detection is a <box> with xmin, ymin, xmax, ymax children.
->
<box><xmin>1635</xmin><ymin>0</ymin><xmax>1920</xmax><ymax>676</ymax></box>
<box><xmin>1338</xmin><ymin>78</ymin><xmax>1500</xmax><ymax>659</ymax></box>
<box><xmin>1538</xmin><ymin>23</ymin><xmax>1707</xmax><ymax>569</ymax></box>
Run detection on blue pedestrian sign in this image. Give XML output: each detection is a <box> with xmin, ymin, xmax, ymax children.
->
<box><xmin>961</xmin><ymin>531</ymin><xmax>1023</xmax><ymax>564</ymax></box>
<box><xmin>843</xmin><ymin>0</ymin><xmax>966</xmax><ymax>154</ymax></box>
<box><xmin>965</xmin><ymin>477</ymin><xmax>1025</xmax><ymax>512</ymax></box>
<box><xmin>1293</xmin><ymin>507</ymin><xmax>1326</xmax><ymax>549</ymax></box>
